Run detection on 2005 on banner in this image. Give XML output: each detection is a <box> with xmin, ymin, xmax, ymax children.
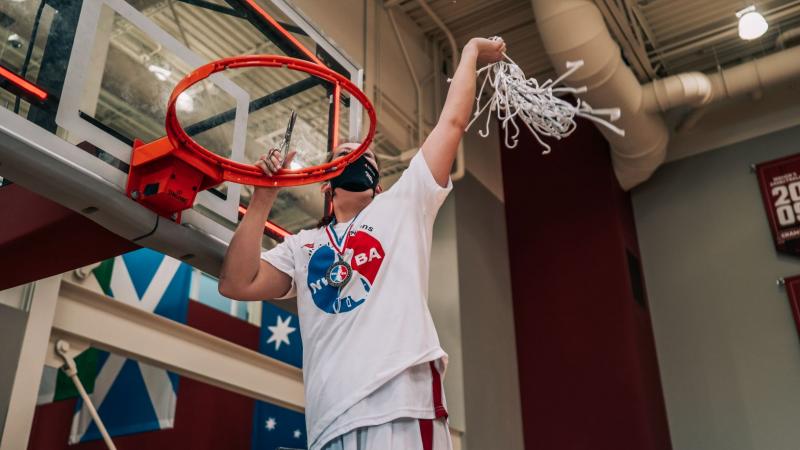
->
<box><xmin>756</xmin><ymin>153</ymin><xmax>800</xmax><ymax>255</ymax></box>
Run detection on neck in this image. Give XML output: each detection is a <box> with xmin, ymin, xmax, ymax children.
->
<box><xmin>332</xmin><ymin>191</ymin><xmax>372</xmax><ymax>224</ymax></box>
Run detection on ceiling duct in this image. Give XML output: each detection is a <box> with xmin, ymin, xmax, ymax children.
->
<box><xmin>532</xmin><ymin>0</ymin><xmax>800</xmax><ymax>190</ymax></box>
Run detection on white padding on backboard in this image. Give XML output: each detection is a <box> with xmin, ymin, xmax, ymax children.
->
<box><xmin>55</xmin><ymin>0</ymin><xmax>248</xmax><ymax>222</ymax></box>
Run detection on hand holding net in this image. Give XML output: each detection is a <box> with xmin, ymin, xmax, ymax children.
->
<box><xmin>460</xmin><ymin>39</ymin><xmax>625</xmax><ymax>154</ymax></box>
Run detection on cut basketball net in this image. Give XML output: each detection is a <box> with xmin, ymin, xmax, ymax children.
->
<box><xmin>459</xmin><ymin>38</ymin><xmax>625</xmax><ymax>153</ymax></box>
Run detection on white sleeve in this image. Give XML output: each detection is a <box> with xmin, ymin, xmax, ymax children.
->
<box><xmin>386</xmin><ymin>150</ymin><xmax>453</xmax><ymax>217</ymax></box>
<box><xmin>260</xmin><ymin>234</ymin><xmax>297</xmax><ymax>299</ymax></box>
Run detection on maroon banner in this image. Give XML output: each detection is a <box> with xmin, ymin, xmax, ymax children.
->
<box><xmin>756</xmin><ymin>153</ymin><xmax>800</xmax><ymax>255</ymax></box>
<box><xmin>784</xmin><ymin>275</ymin><xmax>800</xmax><ymax>337</ymax></box>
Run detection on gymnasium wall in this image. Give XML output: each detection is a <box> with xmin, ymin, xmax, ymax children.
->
<box><xmin>632</xmin><ymin>125</ymin><xmax>800</xmax><ymax>450</ymax></box>
<box><xmin>450</xmin><ymin>119</ymin><xmax>524</xmax><ymax>450</ymax></box>
<box><xmin>430</xmin><ymin>195</ymin><xmax>467</xmax><ymax>432</ymax></box>
<box><xmin>0</xmin><ymin>303</ymin><xmax>27</xmax><ymax>435</ymax></box>
<box><xmin>454</xmin><ymin>171</ymin><xmax>524</xmax><ymax>450</ymax></box>
<box><xmin>501</xmin><ymin>120</ymin><xmax>672</xmax><ymax>450</ymax></box>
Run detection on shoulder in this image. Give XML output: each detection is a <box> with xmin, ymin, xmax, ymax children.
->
<box><xmin>293</xmin><ymin>227</ymin><xmax>323</xmax><ymax>243</ymax></box>
<box><xmin>274</xmin><ymin>227</ymin><xmax>318</xmax><ymax>249</ymax></box>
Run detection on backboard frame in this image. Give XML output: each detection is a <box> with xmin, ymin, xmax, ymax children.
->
<box><xmin>56</xmin><ymin>0</ymin><xmax>250</xmax><ymax>223</ymax></box>
<box><xmin>0</xmin><ymin>0</ymin><xmax>366</xmax><ymax>275</ymax></box>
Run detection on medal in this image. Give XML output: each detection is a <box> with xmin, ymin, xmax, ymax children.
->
<box><xmin>324</xmin><ymin>213</ymin><xmax>361</xmax><ymax>289</ymax></box>
<box><xmin>325</xmin><ymin>258</ymin><xmax>353</xmax><ymax>287</ymax></box>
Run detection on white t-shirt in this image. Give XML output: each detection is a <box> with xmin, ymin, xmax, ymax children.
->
<box><xmin>316</xmin><ymin>358</ymin><xmax>448</xmax><ymax>449</ymax></box>
<box><xmin>261</xmin><ymin>151</ymin><xmax>452</xmax><ymax>449</ymax></box>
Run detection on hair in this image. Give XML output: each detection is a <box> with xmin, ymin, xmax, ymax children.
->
<box><xmin>316</xmin><ymin>144</ymin><xmax>380</xmax><ymax>228</ymax></box>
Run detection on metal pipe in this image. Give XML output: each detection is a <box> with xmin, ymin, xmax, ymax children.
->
<box><xmin>414</xmin><ymin>0</ymin><xmax>465</xmax><ymax>181</ymax></box>
<box><xmin>416</xmin><ymin>0</ymin><xmax>458</xmax><ymax>68</ymax></box>
<box><xmin>433</xmin><ymin>41</ymin><xmax>442</xmax><ymax>116</ymax></box>
<box><xmin>533</xmin><ymin>0</ymin><xmax>669</xmax><ymax>189</ymax></box>
<box><xmin>642</xmin><ymin>72</ymin><xmax>712</xmax><ymax>112</ymax></box>
<box><xmin>387</xmin><ymin>8</ymin><xmax>424</xmax><ymax>145</ymax></box>
<box><xmin>643</xmin><ymin>44</ymin><xmax>800</xmax><ymax>112</ymax></box>
<box><xmin>57</xmin><ymin>340</ymin><xmax>118</xmax><ymax>450</ymax></box>
<box><xmin>707</xmin><ymin>44</ymin><xmax>800</xmax><ymax>101</ymax></box>
<box><xmin>776</xmin><ymin>27</ymin><xmax>800</xmax><ymax>48</ymax></box>
<box><xmin>533</xmin><ymin>0</ymin><xmax>800</xmax><ymax>189</ymax></box>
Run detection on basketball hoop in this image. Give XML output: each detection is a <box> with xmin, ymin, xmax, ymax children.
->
<box><xmin>126</xmin><ymin>55</ymin><xmax>376</xmax><ymax>220</ymax></box>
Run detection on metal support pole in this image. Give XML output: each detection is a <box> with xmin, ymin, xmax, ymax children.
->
<box><xmin>0</xmin><ymin>276</ymin><xmax>60</xmax><ymax>450</ymax></box>
<box><xmin>56</xmin><ymin>340</ymin><xmax>118</xmax><ymax>450</ymax></box>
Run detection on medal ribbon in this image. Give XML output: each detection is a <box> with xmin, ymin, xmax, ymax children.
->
<box><xmin>325</xmin><ymin>212</ymin><xmax>361</xmax><ymax>255</ymax></box>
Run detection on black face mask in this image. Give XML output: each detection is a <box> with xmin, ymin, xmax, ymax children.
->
<box><xmin>330</xmin><ymin>155</ymin><xmax>379</xmax><ymax>193</ymax></box>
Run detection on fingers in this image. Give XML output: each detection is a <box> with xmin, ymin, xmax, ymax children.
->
<box><xmin>255</xmin><ymin>159</ymin><xmax>270</xmax><ymax>176</ymax></box>
<box><xmin>270</xmin><ymin>152</ymin><xmax>281</xmax><ymax>170</ymax></box>
<box><xmin>257</xmin><ymin>148</ymin><xmax>284</xmax><ymax>176</ymax></box>
<box><xmin>256</xmin><ymin>148</ymin><xmax>300</xmax><ymax>179</ymax></box>
<box><xmin>284</xmin><ymin>150</ymin><xmax>297</xmax><ymax>169</ymax></box>
<box><xmin>493</xmin><ymin>38</ymin><xmax>506</xmax><ymax>55</ymax></box>
<box><xmin>470</xmin><ymin>37</ymin><xmax>506</xmax><ymax>64</ymax></box>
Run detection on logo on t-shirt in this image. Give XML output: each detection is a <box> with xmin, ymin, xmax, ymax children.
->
<box><xmin>306</xmin><ymin>230</ymin><xmax>385</xmax><ymax>314</ymax></box>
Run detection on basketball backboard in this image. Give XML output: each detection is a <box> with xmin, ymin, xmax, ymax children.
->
<box><xmin>0</xmin><ymin>0</ymin><xmax>365</xmax><ymax>275</ymax></box>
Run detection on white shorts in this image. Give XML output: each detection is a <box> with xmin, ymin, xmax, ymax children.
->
<box><xmin>320</xmin><ymin>417</ymin><xmax>452</xmax><ymax>450</ymax></box>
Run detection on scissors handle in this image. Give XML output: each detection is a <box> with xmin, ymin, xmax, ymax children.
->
<box><xmin>279</xmin><ymin>110</ymin><xmax>298</xmax><ymax>158</ymax></box>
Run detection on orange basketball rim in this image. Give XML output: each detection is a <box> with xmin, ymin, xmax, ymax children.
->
<box><xmin>125</xmin><ymin>55</ymin><xmax>377</xmax><ymax>221</ymax></box>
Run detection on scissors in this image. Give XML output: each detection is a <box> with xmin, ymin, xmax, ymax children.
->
<box><xmin>278</xmin><ymin>110</ymin><xmax>297</xmax><ymax>161</ymax></box>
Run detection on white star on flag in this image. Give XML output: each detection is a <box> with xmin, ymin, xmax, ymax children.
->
<box><xmin>265</xmin><ymin>417</ymin><xmax>277</xmax><ymax>431</ymax></box>
<box><xmin>293</xmin><ymin>429</ymin><xmax>302</xmax><ymax>438</ymax></box>
<box><xmin>267</xmin><ymin>315</ymin><xmax>296</xmax><ymax>351</ymax></box>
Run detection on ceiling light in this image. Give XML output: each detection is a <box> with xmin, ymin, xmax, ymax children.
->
<box><xmin>737</xmin><ymin>6</ymin><xmax>768</xmax><ymax>40</ymax></box>
<box><xmin>147</xmin><ymin>64</ymin><xmax>171</xmax><ymax>81</ymax></box>
<box><xmin>289</xmin><ymin>160</ymin><xmax>302</xmax><ymax>170</ymax></box>
<box><xmin>176</xmin><ymin>92</ymin><xmax>194</xmax><ymax>112</ymax></box>
<box><xmin>7</xmin><ymin>33</ymin><xmax>23</xmax><ymax>49</ymax></box>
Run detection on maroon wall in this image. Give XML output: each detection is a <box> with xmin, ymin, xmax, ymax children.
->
<box><xmin>501</xmin><ymin>123</ymin><xmax>672</xmax><ymax>450</ymax></box>
<box><xmin>27</xmin><ymin>301</ymin><xmax>260</xmax><ymax>450</ymax></box>
<box><xmin>0</xmin><ymin>184</ymin><xmax>138</xmax><ymax>290</ymax></box>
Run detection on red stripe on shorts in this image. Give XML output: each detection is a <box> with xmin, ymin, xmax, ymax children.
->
<box><xmin>429</xmin><ymin>361</ymin><xmax>448</xmax><ymax>419</ymax></box>
<box><xmin>419</xmin><ymin>418</ymin><xmax>433</xmax><ymax>450</ymax></box>
<box><xmin>419</xmin><ymin>360</ymin><xmax>448</xmax><ymax>449</ymax></box>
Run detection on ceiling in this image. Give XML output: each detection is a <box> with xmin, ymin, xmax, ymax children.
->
<box><xmin>3</xmin><ymin>0</ymin><xmax>800</xmax><ymax>231</ymax></box>
<box><xmin>387</xmin><ymin>0</ymin><xmax>800</xmax><ymax>82</ymax></box>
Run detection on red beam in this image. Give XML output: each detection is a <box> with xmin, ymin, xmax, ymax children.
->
<box><xmin>238</xmin><ymin>205</ymin><xmax>291</xmax><ymax>242</ymax></box>
<box><xmin>0</xmin><ymin>65</ymin><xmax>48</xmax><ymax>102</ymax></box>
<box><xmin>241</xmin><ymin>0</ymin><xmax>322</xmax><ymax>65</ymax></box>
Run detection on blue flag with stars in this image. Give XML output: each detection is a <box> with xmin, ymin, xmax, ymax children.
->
<box><xmin>259</xmin><ymin>303</ymin><xmax>302</xmax><ymax>368</ymax></box>
<box><xmin>252</xmin><ymin>401</ymin><xmax>308</xmax><ymax>450</ymax></box>
<box><xmin>253</xmin><ymin>303</ymin><xmax>306</xmax><ymax>449</ymax></box>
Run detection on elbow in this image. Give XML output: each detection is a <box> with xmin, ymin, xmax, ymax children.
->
<box><xmin>217</xmin><ymin>278</ymin><xmax>237</xmax><ymax>299</ymax></box>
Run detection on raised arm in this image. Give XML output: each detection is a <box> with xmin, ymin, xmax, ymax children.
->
<box><xmin>422</xmin><ymin>37</ymin><xmax>506</xmax><ymax>186</ymax></box>
<box><xmin>218</xmin><ymin>151</ymin><xmax>295</xmax><ymax>301</ymax></box>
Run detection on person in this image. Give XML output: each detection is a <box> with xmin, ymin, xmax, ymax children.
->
<box><xmin>219</xmin><ymin>37</ymin><xmax>506</xmax><ymax>450</ymax></box>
